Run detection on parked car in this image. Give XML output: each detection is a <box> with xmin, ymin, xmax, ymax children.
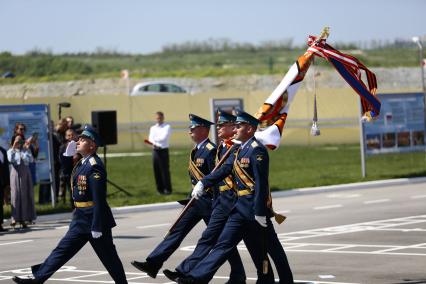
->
<box><xmin>1</xmin><ymin>71</ymin><xmax>15</xmax><ymax>78</ymax></box>
<box><xmin>130</xmin><ymin>81</ymin><xmax>187</xmax><ymax>96</ymax></box>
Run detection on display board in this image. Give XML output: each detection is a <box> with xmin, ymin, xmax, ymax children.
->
<box><xmin>363</xmin><ymin>93</ymin><xmax>425</xmax><ymax>154</ymax></box>
<box><xmin>0</xmin><ymin>104</ymin><xmax>53</xmax><ymax>182</ymax></box>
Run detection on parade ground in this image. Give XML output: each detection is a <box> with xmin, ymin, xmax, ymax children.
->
<box><xmin>1</xmin><ymin>179</ymin><xmax>425</xmax><ymax>284</ymax></box>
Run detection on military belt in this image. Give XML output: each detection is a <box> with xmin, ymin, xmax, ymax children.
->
<box><xmin>237</xmin><ymin>189</ymin><xmax>253</xmax><ymax>196</ymax></box>
<box><xmin>74</xmin><ymin>201</ymin><xmax>95</xmax><ymax>208</ymax></box>
<box><xmin>219</xmin><ymin>185</ymin><xmax>233</xmax><ymax>192</ymax></box>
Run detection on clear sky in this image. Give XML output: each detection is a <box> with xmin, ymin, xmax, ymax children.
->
<box><xmin>1</xmin><ymin>0</ymin><xmax>425</xmax><ymax>55</ymax></box>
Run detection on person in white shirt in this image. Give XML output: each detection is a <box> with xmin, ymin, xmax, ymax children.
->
<box><xmin>148</xmin><ymin>111</ymin><xmax>172</xmax><ymax>195</ymax></box>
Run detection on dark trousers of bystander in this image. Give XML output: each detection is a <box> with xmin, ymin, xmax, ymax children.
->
<box><xmin>0</xmin><ymin>186</ymin><xmax>4</xmax><ymax>229</ymax></box>
<box><xmin>59</xmin><ymin>175</ymin><xmax>74</xmax><ymax>208</ymax></box>
<box><xmin>152</xmin><ymin>148</ymin><xmax>172</xmax><ymax>195</ymax></box>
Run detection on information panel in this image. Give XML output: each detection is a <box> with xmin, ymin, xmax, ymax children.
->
<box><xmin>363</xmin><ymin>93</ymin><xmax>425</xmax><ymax>154</ymax></box>
<box><xmin>0</xmin><ymin>104</ymin><xmax>53</xmax><ymax>182</ymax></box>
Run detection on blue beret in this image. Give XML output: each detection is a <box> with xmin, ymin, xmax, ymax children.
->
<box><xmin>79</xmin><ymin>124</ymin><xmax>102</xmax><ymax>146</ymax></box>
<box><xmin>235</xmin><ymin>109</ymin><xmax>259</xmax><ymax>126</ymax></box>
<box><xmin>216</xmin><ymin>108</ymin><xmax>236</xmax><ymax>125</ymax></box>
<box><xmin>189</xmin><ymin>114</ymin><xmax>213</xmax><ymax>129</ymax></box>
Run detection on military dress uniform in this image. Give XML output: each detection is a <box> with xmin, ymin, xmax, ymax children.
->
<box><xmin>180</xmin><ymin>111</ymin><xmax>290</xmax><ymax>284</ymax></box>
<box><xmin>170</xmin><ymin>111</ymin><xmax>246</xmax><ymax>283</ymax></box>
<box><xmin>14</xmin><ymin>126</ymin><xmax>127</xmax><ymax>284</ymax></box>
<box><xmin>132</xmin><ymin>114</ymin><xmax>217</xmax><ymax>278</ymax></box>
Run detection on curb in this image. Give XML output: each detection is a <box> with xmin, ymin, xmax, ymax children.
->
<box><xmin>36</xmin><ymin>176</ymin><xmax>426</xmax><ymax>223</ymax></box>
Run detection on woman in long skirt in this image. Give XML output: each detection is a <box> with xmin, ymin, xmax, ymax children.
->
<box><xmin>7</xmin><ymin>135</ymin><xmax>36</xmax><ymax>229</ymax></box>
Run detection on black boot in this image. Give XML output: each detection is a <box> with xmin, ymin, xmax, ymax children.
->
<box><xmin>163</xmin><ymin>269</ymin><xmax>185</xmax><ymax>282</ymax></box>
<box><xmin>12</xmin><ymin>276</ymin><xmax>41</xmax><ymax>284</ymax></box>
<box><xmin>131</xmin><ymin>260</ymin><xmax>159</xmax><ymax>278</ymax></box>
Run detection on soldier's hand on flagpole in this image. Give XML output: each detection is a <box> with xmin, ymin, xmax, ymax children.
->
<box><xmin>64</xmin><ymin>140</ymin><xmax>77</xmax><ymax>156</ymax></box>
<box><xmin>91</xmin><ymin>231</ymin><xmax>102</xmax><ymax>239</ymax></box>
<box><xmin>255</xmin><ymin>215</ymin><xmax>267</xmax><ymax>227</ymax></box>
<box><xmin>191</xmin><ymin>181</ymin><xmax>204</xmax><ymax>199</ymax></box>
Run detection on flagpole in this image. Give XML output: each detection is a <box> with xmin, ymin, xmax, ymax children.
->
<box><xmin>358</xmin><ymin>98</ymin><xmax>367</xmax><ymax>178</ymax></box>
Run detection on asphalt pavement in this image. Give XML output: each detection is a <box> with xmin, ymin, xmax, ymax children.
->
<box><xmin>1</xmin><ymin>178</ymin><xmax>425</xmax><ymax>284</ymax></box>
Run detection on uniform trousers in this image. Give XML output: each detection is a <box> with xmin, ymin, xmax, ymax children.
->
<box><xmin>176</xmin><ymin>192</ymin><xmax>246</xmax><ymax>281</ymax></box>
<box><xmin>188</xmin><ymin>210</ymin><xmax>275</xmax><ymax>284</ymax></box>
<box><xmin>265</xmin><ymin>218</ymin><xmax>294</xmax><ymax>284</ymax></box>
<box><xmin>32</xmin><ymin>228</ymin><xmax>127</xmax><ymax>284</ymax></box>
<box><xmin>146</xmin><ymin>198</ymin><xmax>210</xmax><ymax>269</ymax></box>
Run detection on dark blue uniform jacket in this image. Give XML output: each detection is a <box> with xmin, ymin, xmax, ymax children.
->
<box><xmin>202</xmin><ymin>137</ymin><xmax>272</xmax><ymax>220</ymax></box>
<box><xmin>71</xmin><ymin>154</ymin><xmax>116</xmax><ymax>233</ymax></box>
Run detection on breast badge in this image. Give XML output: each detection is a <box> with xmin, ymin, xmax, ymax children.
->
<box><xmin>77</xmin><ymin>175</ymin><xmax>87</xmax><ymax>194</ymax></box>
<box><xmin>196</xmin><ymin>158</ymin><xmax>204</xmax><ymax>167</ymax></box>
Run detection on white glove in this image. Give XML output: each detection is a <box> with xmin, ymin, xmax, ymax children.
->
<box><xmin>63</xmin><ymin>140</ymin><xmax>77</xmax><ymax>156</ymax></box>
<box><xmin>255</xmin><ymin>215</ymin><xmax>267</xmax><ymax>227</ymax></box>
<box><xmin>91</xmin><ymin>231</ymin><xmax>102</xmax><ymax>239</ymax></box>
<box><xmin>191</xmin><ymin>181</ymin><xmax>204</xmax><ymax>199</ymax></box>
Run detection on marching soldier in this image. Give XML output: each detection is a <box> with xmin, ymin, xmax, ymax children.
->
<box><xmin>177</xmin><ymin>110</ymin><xmax>293</xmax><ymax>284</ymax></box>
<box><xmin>163</xmin><ymin>109</ymin><xmax>246</xmax><ymax>284</ymax></box>
<box><xmin>131</xmin><ymin>114</ymin><xmax>217</xmax><ymax>278</ymax></box>
<box><xmin>12</xmin><ymin>125</ymin><xmax>128</xmax><ymax>284</ymax></box>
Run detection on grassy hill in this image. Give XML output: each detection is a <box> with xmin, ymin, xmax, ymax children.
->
<box><xmin>0</xmin><ymin>45</ymin><xmax>423</xmax><ymax>84</ymax></box>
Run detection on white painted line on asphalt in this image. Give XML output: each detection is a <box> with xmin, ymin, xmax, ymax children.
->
<box><xmin>411</xmin><ymin>194</ymin><xmax>426</xmax><ymax>199</ymax></box>
<box><xmin>279</xmin><ymin>215</ymin><xmax>426</xmax><ymax>242</ymax></box>
<box><xmin>363</xmin><ymin>199</ymin><xmax>390</xmax><ymax>204</ymax></box>
<box><xmin>66</xmin><ymin>272</ymin><xmax>108</xmax><ymax>280</ymax></box>
<box><xmin>372</xmin><ymin>228</ymin><xmax>426</xmax><ymax>232</ymax></box>
<box><xmin>327</xmin><ymin>193</ymin><xmax>360</xmax><ymax>199</ymax></box>
<box><xmin>276</xmin><ymin>210</ymin><xmax>291</xmax><ymax>214</ymax></box>
<box><xmin>319</xmin><ymin>275</ymin><xmax>336</xmax><ymax>279</ymax></box>
<box><xmin>0</xmin><ymin>267</ymin><xmax>357</xmax><ymax>284</ymax></box>
<box><xmin>136</xmin><ymin>223</ymin><xmax>171</xmax><ymax>229</ymax></box>
<box><xmin>314</xmin><ymin>204</ymin><xmax>343</xmax><ymax>210</ymax></box>
<box><xmin>55</xmin><ymin>225</ymin><xmax>69</xmax><ymax>230</ymax></box>
<box><xmin>0</xmin><ymin>240</ymin><xmax>33</xmax><ymax>246</ymax></box>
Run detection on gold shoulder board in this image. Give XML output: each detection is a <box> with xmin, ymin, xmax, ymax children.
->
<box><xmin>206</xmin><ymin>143</ymin><xmax>214</xmax><ymax>150</ymax></box>
<box><xmin>89</xmin><ymin>157</ymin><xmax>97</xmax><ymax>166</ymax></box>
<box><xmin>251</xmin><ymin>141</ymin><xmax>259</xmax><ymax>148</ymax></box>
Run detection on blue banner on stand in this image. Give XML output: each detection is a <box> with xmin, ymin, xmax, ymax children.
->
<box><xmin>364</xmin><ymin>93</ymin><xmax>425</xmax><ymax>155</ymax></box>
<box><xmin>0</xmin><ymin>104</ymin><xmax>52</xmax><ymax>182</ymax></box>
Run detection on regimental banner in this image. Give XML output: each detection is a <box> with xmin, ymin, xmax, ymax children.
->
<box><xmin>0</xmin><ymin>104</ymin><xmax>53</xmax><ymax>182</ymax></box>
<box><xmin>363</xmin><ymin>93</ymin><xmax>425</xmax><ymax>155</ymax></box>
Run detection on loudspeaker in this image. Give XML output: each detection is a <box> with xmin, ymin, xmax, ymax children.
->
<box><xmin>91</xmin><ymin>110</ymin><xmax>117</xmax><ymax>146</ymax></box>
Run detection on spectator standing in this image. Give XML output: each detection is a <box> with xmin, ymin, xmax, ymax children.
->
<box><xmin>65</xmin><ymin>116</ymin><xmax>74</xmax><ymax>129</ymax></box>
<box><xmin>147</xmin><ymin>111</ymin><xmax>172</xmax><ymax>195</ymax></box>
<box><xmin>7</xmin><ymin>135</ymin><xmax>36</xmax><ymax>229</ymax></box>
<box><xmin>52</xmin><ymin>119</ymin><xmax>68</xmax><ymax>198</ymax></box>
<box><xmin>13</xmin><ymin>123</ymin><xmax>39</xmax><ymax>186</ymax></box>
<box><xmin>58</xmin><ymin>129</ymin><xmax>77</xmax><ymax>206</ymax></box>
<box><xmin>0</xmin><ymin>145</ymin><xmax>10</xmax><ymax>232</ymax></box>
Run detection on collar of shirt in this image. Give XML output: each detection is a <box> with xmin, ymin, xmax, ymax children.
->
<box><xmin>80</xmin><ymin>155</ymin><xmax>91</xmax><ymax>165</ymax></box>
<box><xmin>240</xmin><ymin>137</ymin><xmax>255</xmax><ymax>151</ymax></box>
<box><xmin>196</xmin><ymin>138</ymin><xmax>209</xmax><ymax>149</ymax></box>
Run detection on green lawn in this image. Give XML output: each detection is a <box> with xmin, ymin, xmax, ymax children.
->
<box><xmin>2</xmin><ymin>145</ymin><xmax>426</xmax><ymax>218</ymax></box>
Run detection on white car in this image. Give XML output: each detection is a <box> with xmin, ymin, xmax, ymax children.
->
<box><xmin>130</xmin><ymin>82</ymin><xmax>187</xmax><ymax>96</ymax></box>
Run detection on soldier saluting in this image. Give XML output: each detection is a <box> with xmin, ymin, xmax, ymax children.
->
<box><xmin>13</xmin><ymin>125</ymin><xmax>128</xmax><ymax>284</ymax></box>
